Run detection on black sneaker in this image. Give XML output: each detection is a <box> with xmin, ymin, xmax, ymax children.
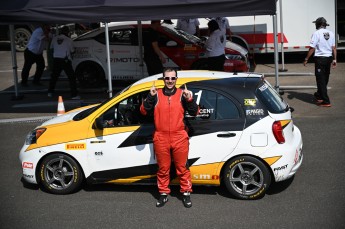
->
<box><xmin>313</xmin><ymin>92</ymin><xmax>323</xmax><ymax>103</ymax></box>
<box><xmin>182</xmin><ymin>192</ymin><xmax>192</xmax><ymax>208</ymax></box>
<box><xmin>317</xmin><ymin>102</ymin><xmax>331</xmax><ymax>107</ymax></box>
<box><xmin>156</xmin><ymin>194</ymin><xmax>168</xmax><ymax>207</ymax></box>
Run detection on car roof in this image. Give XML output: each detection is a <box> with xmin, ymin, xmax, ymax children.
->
<box><xmin>74</xmin><ymin>22</ymin><xmax>155</xmax><ymax>40</ymax></box>
<box><xmin>131</xmin><ymin>70</ymin><xmax>263</xmax><ymax>88</ymax></box>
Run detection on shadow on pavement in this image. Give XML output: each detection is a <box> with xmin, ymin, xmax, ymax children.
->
<box><xmin>284</xmin><ymin>91</ymin><xmax>316</xmax><ymax>105</ymax></box>
<box><xmin>0</xmin><ymin>71</ymin><xmax>130</xmax><ymax>116</ymax></box>
<box><xmin>266</xmin><ymin>176</ymin><xmax>295</xmax><ymax>196</ymax></box>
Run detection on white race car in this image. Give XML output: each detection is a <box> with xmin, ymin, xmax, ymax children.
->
<box><xmin>20</xmin><ymin>71</ymin><xmax>303</xmax><ymax>199</ymax></box>
<box><xmin>72</xmin><ymin>23</ymin><xmax>249</xmax><ymax>87</ymax></box>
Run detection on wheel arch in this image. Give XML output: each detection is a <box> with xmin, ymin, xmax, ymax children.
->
<box><xmin>14</xmin><ymin>24</ymin><xmax>35</xmax><ymax>33</ymax></box>
<box><xmin>35</xmin><ymin>151</ymin><xmax>86</xmax><ymax>185</ymax></box>
<box><xmin>219</xmin><ymin>153</ymin><xmax>274</xmax><ymax>185</ymax></box>
<box><xmin>74</xmin><ymin>59</ymin><xmax>106</xmax><ymax>87</ymax></box>
<box><xmin>231</xmin><ymin>35</ymin><xmax>250</xmax><ymax>51</ymax></box>
<box><xmin>74</xmin><ymin>59</ymin><xmax>105</xmax><ymax>75</ymax></box>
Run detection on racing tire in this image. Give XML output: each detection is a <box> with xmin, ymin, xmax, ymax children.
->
<box><xmin>14</xmin><ymin>27</ymin><xmax>31</xmax><ymax>52</ymax></box>
<box><xmin>191</xmin><ymin>59</ymin><xmax>209</xmax><ymax>70</ymax></box>
<box><xmin>39</xmin><ymin>153</ymin><xmax>83</xmax><ymax>195</ymax></box>
<box><xmin>223</xmin><ymin>156</ymin><xmax>271</xmax><ymax>200</ymax></box>
<box><xmin>75</xmin><ymin>61</ymin><xmax>105</xmax><ymax>88</ymax></box>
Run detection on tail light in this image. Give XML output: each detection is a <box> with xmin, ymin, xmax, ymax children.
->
<box><xmin>272</xmin><ymin>121</ymin><xmax>285</xmax><ymax>144</ymax></box>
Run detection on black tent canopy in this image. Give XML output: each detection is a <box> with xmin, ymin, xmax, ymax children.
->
<box><xmin>0</xmin><ymin>0</ymin><xmax>276</xmax><ymax>23</ymax></box>
<box><xmin>1</xmin><ymin>0</ymin><xmax>280</xmax><ymax>98</ymax></box>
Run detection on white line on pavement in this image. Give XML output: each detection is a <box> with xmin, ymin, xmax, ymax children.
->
<box><xmin>0</xmin><ymin>116</ymin><xmax>54</xmax><ymax>123</ymax></box>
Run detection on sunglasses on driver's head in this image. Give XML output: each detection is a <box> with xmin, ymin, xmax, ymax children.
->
<box><xmin>164</xmin><ymin>77</ymin><xmax>177</xmax><ymax>81</ymax></box>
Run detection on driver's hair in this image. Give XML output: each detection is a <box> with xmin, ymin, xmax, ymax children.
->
<box><xmin>163</xmin><ymin>67</ymin><xmax>178</xmax><ymax>78</ymax></box>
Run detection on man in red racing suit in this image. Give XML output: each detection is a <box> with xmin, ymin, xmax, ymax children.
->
<box><xmin>140</xmin><ymin>68</ymin><xmax>199</xmax><ymax>208</ymax></box>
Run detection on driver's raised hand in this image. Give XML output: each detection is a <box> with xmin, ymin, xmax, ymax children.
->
<box><xmin>182</xmin><ymin>84</ymin><xmax>192</xmax><ymax>99</ymax></box>
<box><xmin>150</xmin><ymin>81</ymin><xmax>157</xmax><ymax>96</ymax></box>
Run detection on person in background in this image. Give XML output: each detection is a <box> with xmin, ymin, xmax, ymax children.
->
<box><xmin>205</xmin><ymin>20</ymin><xmax>225</xmax><ymax>71</ymax></box>
<box><xmin>213</xmin><ymin>17</ymin><xmax>232</xmax><ymax>42</ymax></box>
<box><xmin>303</xmin><ymin>17</ymin><xmax>336</xmax><ymax>107</ymax></box>
<box><xmin>143</xmin><ymin>20</ymin><xmax>166</xmax><ymax>76</ymax></box>
<box><xmin>140</xmin><ymin>68</ymin><xmax>199</xmax><ymax>208</ymax></box>
<box><xmin>48</xmin><ymin>26</ymin><xmax>79</xmax><ymax>99</ymax></box>
<box><xmin>21</xmin><ymin>24</ymin><xmax>50</xmax><ymax>86</ymax></box>
<box><xmin>176</xmin><ymin>18</ymin><xmax>200</xmax><ymax>37</ymax></box>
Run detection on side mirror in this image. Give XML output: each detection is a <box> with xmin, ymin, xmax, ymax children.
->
<box><xmin>93</xmin><ymin>117</ymin><xmax>104</xmax><ymax>130</ymax></box>
<box><xmin>166</xmin><ymin>41</ymin><xmax>177</xmax><ymax>47</ymax></box>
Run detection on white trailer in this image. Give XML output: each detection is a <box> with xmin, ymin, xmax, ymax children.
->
<box><xmin>199</xmin><ymin>0</ymin><xmax>343</xmax><ymax>53</ymax></box>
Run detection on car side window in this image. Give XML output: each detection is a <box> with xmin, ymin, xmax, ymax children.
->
<box><xmin>109</xmin><ymin>29</ymin><xmax>132</xmax><ymax>45</ymax></box>
<box><xmin>94</xmin><ymin>29</ymin><xmax>133</xmax><ymax>45</ymax></box>
<box><xmin>142</xmin><ymin>29</ymin><xmax>171</xmax><ymax>47</ymax></box>
<box><xmin>102</xmin><ymin>91</ymin><xmax>153</xmax><ymax>128</ymax></box>
<box><xmin>188</xmin><ymin>88</ymin><xmax>240</xmax><ymax>120</ymax></box>
<box><xmin>157</xmin><ymin>32</ymin><xmax>171</xmax><ymax>47</ymax></box>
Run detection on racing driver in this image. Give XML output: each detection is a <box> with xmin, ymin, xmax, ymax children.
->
<box><xmin>140</xmin><ymin>68</ymin><xmax>199</xmax><ymax>208</ymax></box>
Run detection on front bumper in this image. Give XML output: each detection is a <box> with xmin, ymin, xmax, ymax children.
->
<box><xmin>19</xmin><ymin>144</ymin><xmax>44</xmax><ymax>184</ymax></box>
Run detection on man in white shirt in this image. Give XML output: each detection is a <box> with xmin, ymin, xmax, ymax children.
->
<box><xmin>303</xmin><ymin>17</ymin><xmax>337</xmax><ymax>107</ymax></box>
<box><xmin>21</xmin><ymin>24</ymin><xmax>50</xmax><ymax>86</ymax></box>
<box><xmin>213</xmin><ymin>17</ymin><xmax>232</xmax><ymax>42</ymax></box>
<box><xmin>48</xmin><ymin>26</ymin><xmax>79</xmax><ymax>99</ymax></box>
<box><xmin>176</xmin><ymin>18</ymin><xmax>200</xmax><ymax>37</ymax></box>
<box><xmin>205</xmin><ymin>20</ymin><xmax>225</xmax><ymax>71</ymax></box>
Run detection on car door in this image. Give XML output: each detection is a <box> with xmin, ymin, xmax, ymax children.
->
<box><xmin>186</xmin><ymin>86</ymin><xmax>245</xmax><ymax>170</ymax></box>
<box><xmin>86</xmin><ymin>91</ymin><xmax>157</xmax><ymax>183</ymax></box>
<box><xmin>93</xmin><ymin>28</ymin><xmax>138</xmax><ymax>80</ymax></box>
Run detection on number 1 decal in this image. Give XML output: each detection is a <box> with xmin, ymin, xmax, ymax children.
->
<box><xmin>194</xmin><ymin>90</ymin><xmax>203</xmax><ymax>105</ymax></box>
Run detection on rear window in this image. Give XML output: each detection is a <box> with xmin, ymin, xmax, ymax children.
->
<box><xmin>256</xmin><ymin>82</ymin><xmax>287</xmax><ymax>113</ymax></box>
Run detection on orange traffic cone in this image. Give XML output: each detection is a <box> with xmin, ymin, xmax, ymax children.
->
<box><xmin>57</xmin><ymin>96</ymin><xmax>65</xmax><ymax>116</ymax></box>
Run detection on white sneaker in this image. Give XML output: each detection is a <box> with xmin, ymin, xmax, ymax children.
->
<box><xmin>71</xmin><ymin>95</ymin><xmax>81</xmax><ymax>100</ymax></box>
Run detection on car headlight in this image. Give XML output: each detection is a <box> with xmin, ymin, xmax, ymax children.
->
<box><xmin>225</xmin><ymin>54</ymin><xmax>244</xmax><ymax>61</ymax></box>
<box><xmin>25</xmin><ymin>128</ymin><xmax>46</xmax><ymax>145</ymax></box>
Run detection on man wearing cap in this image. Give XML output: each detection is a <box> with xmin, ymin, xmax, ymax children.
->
<box><xmin>303</xmin><ymin>17</ymin><xmax>337</xmax><ymax>107</ymax></box>
<box><xmin>140</xmin><ymin>68</ymin><xmax>199</xmax><ymax>208</ymax></box>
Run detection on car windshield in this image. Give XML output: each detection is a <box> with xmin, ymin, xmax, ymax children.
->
<box><xmin>161</xmin><ymin>25</ymin><xmax>201</xmax><ymax>45</ymax></box>
<box><xmin>73</xmin><ymin>27</ymin><xmax>102</xmax><ymax>41</ymax></box>
<box><xmin>73</xmin><ymin>85</ymin><xmax>131</xmax><ymax>121</ymax></box>
<box><xmin>256</xmin><ymin>81</ymin><xmax>288</xmax><ymax>113</ymax></box>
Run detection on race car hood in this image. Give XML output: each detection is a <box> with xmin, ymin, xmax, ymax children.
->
<box><xmin>40</xmin><ymin>107</ymin><xmax>90</xmax><ymax>126</ymax></box>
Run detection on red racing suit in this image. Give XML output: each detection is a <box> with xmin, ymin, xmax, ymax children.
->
<box><xmin>140</xmin><ymin>87</ymin><xmax>199</xmax><ymax>194</ymax></box>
